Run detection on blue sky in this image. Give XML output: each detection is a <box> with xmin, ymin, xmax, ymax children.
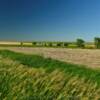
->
<box><xmin>0</xmin><ymin>0</ymin><xmax>100</xmax><ymax>41</ymax></box>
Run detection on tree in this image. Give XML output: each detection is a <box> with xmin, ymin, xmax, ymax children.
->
<box><xmin>48</xmin><ymin>42</ymin><xmax>52</xmax><ymax>47</ymax></box>
<box><xmin>56</xmin><ymin>42</ymin><xmax>62</xmax><ymax>47</ymax></box>
<box><xmin>43</xmin><ymin>42</ymin><xmax>47</xmax><ymax>47</ymax></box>
<box><xmin>20</xmin><ymin>42</ymin><xmax>23</xmax><ymax>46</ymax></box>
<box><xmin>63</xmin><ymin>42</ymin><xmax>69</xmax><ymax>47</ymax></box>
<box><xmin>94</xmin><ymin>37</ymin><xmax>100</xmax><ymax>49</ymax></box>
<box><xmin>32</xmin><ymin>42</ymin><xmax>37</xmax><ymax>46</ymax></box>
<box><xmin>76</xmin><ymin>38</ymin><xmax>85</xmax><ymax>48</ymax></box>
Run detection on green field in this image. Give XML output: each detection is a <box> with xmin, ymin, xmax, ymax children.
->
<box><xmin>0</xmin><ymin>50</ymin><xmax>100</xmax><ymax>99</ymax></box>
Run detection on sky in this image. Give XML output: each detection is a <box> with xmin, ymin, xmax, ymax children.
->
<box><xmin>0</xmin><ymin>0</ymin><xmax>100</xmax><ymax>41</ymax></box>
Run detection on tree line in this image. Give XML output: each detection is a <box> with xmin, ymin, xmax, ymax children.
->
<box><xmin>20</xmin><ymin>37</ymin><xmax>100</xmax><ymax>49</ymax></box>
<box><xmin>76</xmin><ymin>37</ymin><xmax>100</xmax><ymax>49</ymax></box>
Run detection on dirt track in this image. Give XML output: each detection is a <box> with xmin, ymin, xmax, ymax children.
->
<box><xmin>0</xmin><ymin>47</ymin><xmax>100</xmax><ymax>69</ymax></box>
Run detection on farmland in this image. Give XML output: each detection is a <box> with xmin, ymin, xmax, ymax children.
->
<box><xmin>0</xmin><ymin>50</ymin><xmax>100</xmax><ymax>99</ymax></box>
<box><xmin>0</xmin><ymin>42</ymin><xmax>100</xmax><ymax>99</ymax></box>
<box><xmin>0</xmin><ymin>47</ymin><xmax>100</xmax><ymax>68</ymax></box>
<box><xmin>1</xmin><ymin>0</ymin><xmax>100</xmax><ymax>99</ymax></box>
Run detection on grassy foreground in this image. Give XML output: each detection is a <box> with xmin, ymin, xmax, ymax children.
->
<box><xmin>0</xmin><ymin>50</ymin><xmax>100</xmax><ymax>99</ymax></box>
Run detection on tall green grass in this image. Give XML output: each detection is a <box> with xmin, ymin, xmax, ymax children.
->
<box><xmin>0</xmin><ymin>58</ymin><xmax>100</xmax><ymax>99</ymax></box>
<box><xmin>0</xmin><ymin>50</ymin><xmax>100</xmax><ymax>84</ymax></box>
<box><xmin>0</xmin><ymin>50</ymin><xmax>100</xmax><ymax>99</ymax></box>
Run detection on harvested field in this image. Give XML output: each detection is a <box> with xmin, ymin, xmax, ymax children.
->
<box><xmin>0</xmin><ymin>47</ymin><xmax>100</xmax><ymax>68</ymax></box>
